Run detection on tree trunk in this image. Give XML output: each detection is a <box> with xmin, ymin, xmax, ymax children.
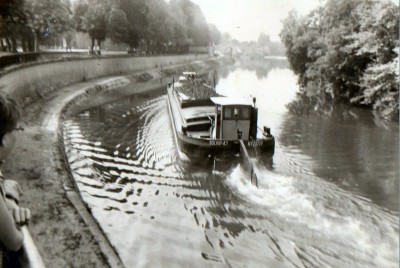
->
<box><xmin>34</xmin><ymin>31</ymin><xmax>39</xmax><ymax>52</ymax></box>
<box><xmin>0</xmin><ymin>38</ymin><xmax>6</xmax><ymax>52</ymax></box>
<box><xmin>91</xmin><ymin>37</ymin><xmax>95</xmax><ymax>52</ymax></box>
<box><xmin>21</xmin><ymin>36</ymin><xmax>27</xmax><ymax>52</ymax></box>
<box><xmin>11</xmin><ymin>36</ymin><xmax>17</xmax><ymax>53</ymax></box>
<box><xmin>27</xmin><ymin>35</ymin><xmax>34</xmax><ymax>52</ymax></box>
<box><xmin>97</xmin><ymin>40</ymin><xmax>101</xmax><ymax>55</ymax></box>
<box><xmin>6</xmin><ymin>37</ymin><xmax>11</xmax><ymax>52</ymax></box>
<box><xmin>145</xmin><ymin>39</ymin><xmax>150</xmax><ymax>55</ymax></box>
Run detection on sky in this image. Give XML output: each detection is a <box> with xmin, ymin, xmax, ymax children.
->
<box><xmin>191</xmin><ymin>0</ymin><xmax>322</xmax><ymax>42</ymax></box>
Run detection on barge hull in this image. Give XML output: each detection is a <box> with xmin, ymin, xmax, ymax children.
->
<box><xmin>167</xmin><ymin>86</ymin><xmax>274</xmax><ymax>161</ymax></box>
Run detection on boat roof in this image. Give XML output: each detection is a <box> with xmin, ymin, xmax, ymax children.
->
<box><xmin>210</xmin><ymin>97</ymin><xmax>252</xmax><ymax>106</ymax></box>
<box><xmin>182</xmin><ymin>106</ymin><xmax>215</xmax><ymax>120</ymax></box>
<box><xmin>183</xmin><ymin>71</ymin><xmax>196</xmax><ymax>76</ymax></box>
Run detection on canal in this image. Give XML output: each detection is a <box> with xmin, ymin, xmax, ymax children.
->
<box><xmin>62</xmin><ymin>58</ymin><xmax>399</xmax><ymax>267</ymax></box>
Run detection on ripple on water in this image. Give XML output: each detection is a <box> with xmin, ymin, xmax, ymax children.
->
<box><xmin>63</xmin><ymin>90</ymin><xmax>399</xmax><ymax>268</ymax></box>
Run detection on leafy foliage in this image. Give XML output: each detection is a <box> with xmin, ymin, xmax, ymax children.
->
<box><xmin>280</xmin><ymin>0</ymin><xmax>399</xmax><ymax>119</ymax></box>
<box><xmin>168</xmin><ymin>0</ymin><xmax>210</xmax><ymax>47</ymax></box>
<box><xmin>115</xmin><ymin>0</ymin><xmax>148</xmax><ymax>49</ymax></box>
<box><xmin>0</xmin><ymin>0</ymin><xmax>28</xmax><ymax>52</ymax></box>
<box><xmin>209</xmin><ymin>24</ymin><xmax>222</xmax><ymax>45</ymax></box>
<box><xmin>0</xmin><ymin>0</ymin><xmax>72</xmax><ymax>52</ymax></box>
<box><xmin>73</xmin><ymin>0</ymin><xmax>110</xmax><ymax>48</ymax></box>
<box><xmin>1</xmin><ymin>0</ymin><xmax>217</xmax><ymax>53</ymax></box>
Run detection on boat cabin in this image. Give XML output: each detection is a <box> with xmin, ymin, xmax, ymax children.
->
<box><xmin>179</xmin><ymin>96</ymin><xmax>258</xmax><ymax>141</ymax></box>
<box><xmin>210</xmin><ymin>97</ymin><xmax>258</xmax><ymax>141</ymax></box>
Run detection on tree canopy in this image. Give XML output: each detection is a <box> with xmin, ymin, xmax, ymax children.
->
<box><xmin>0</xmin><ymin>0</ymin><xmax>73</xmax><ymax>52</ymax></box>
<box><xmin>0</xmin><ymin>0</ymin><xmax>219</xmax><ymax>52</ymax></box>
<box><xmin>71</xmin><ymin>0</ymin><xmax>215</xmax><ymax>51</ymax></box>
<box><xmin>280</xmin><ymin>0</ymin><xmax>399</xmax><ymax>119</ymax></box>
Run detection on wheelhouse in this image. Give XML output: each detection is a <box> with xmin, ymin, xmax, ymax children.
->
<box><xmin>210</xmin><ymin>97</ymin><xmax>258</xmax><ymax>141</ymax></box>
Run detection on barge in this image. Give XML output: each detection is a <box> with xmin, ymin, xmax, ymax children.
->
<box><xmin>166</xmin><ymin>72</ymin><xmax>275</xmax><ymax>168</ymax></box>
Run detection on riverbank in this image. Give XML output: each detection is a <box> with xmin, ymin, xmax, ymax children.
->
<box><xmin>0</xmin><ymin>56</ymin><xmax>226</xmax><ymax>267</ymax></box>
<box><xmin>280</xmin><ymin>0</ymin><xmax>398</xmax><ymax>119</ymax></box>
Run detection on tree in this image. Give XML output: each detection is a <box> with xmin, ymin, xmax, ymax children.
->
<box><xmin>107</xmin><ymin>5</ymin><xmax>129</xmax><ymax>45</ymax></box>
<box><xmin>346</xmin><ymin>0</ymin><xmax>399</xmax><ymax>117</ymax></box>
<box><xmin>257</xmin><ymin>33</ymin><xmax>271</xmax><ymax>46</ymax></box>
<box><xmin>73</xmin><ymin>0</ymin><xmax>110</xmax><ymax>50</ymax></box>
<box><xmin>170</xmin><ymin>0</ymin><xmax>209</xmax><ymax>46</ymax></box>
<box><xmin>280</xmin><ymin>0</ymin><xmax>399</xmax><ymax>119</ymax></box>
<box><xmin>0</xmin><ymin>0</ymin><xmax>33</xmax><ymax>52</ymax></box>
<box><xmin>280</xmin><ymin>10</ymin><xmax>314</xmax><ymax>86</ymax></box>
<box><xmin>209</xmin><ymin>24</ymin><xmax>221</xmax><ymax>45</ymax></box>
<box><xmin>167</xmin><ymin>0</ymin><xmax>189</xmax><ymax>49</ymax></box>
<box><xmin>145</xmin><ymin>0</ymin><xmax>173</xmax><ymax>53</ymax></box>
<box><xmin>23</xmin><ymin>0</ymin><xmax>73</xmax><ymax>51</ymax></box>
<box><xmin>221</xmin><ymin>32</ymin><xmax>232</xmax><ymax>43</ymax></box>
<box><xmin>116</xmin><ymin>0</ymin><xmax>148</xmax><ymax>50</ymax></box>
<box><xmin>84</xmin><ymin>0</ymin><xmax>109</xmax><ymax>49</ymax></box>
<box><xmin>254</xmin><ymin>33</ymin><xmax>285</xmax><ymax>56</ymax></box>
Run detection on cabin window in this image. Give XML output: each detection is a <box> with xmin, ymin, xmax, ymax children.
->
<box><xmin>223</xmin><ymin>106</ymin><xmax>251</xmax><ymax>119</ymax></box>
<box><xmin>234</xmin><ymin>108</ymin><xmax>239</xmax><ymax>117</ymax></box>
<box><xmin>242</xmin><ymin>108</ymin><xmax>250</xmax><ymax>119</ymax></box>
<box><xmin>224</xmin><ymin>107</ymin><xmax>232</xmax><ymax>118</ymax></box>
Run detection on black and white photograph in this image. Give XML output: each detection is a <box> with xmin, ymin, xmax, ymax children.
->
<box><xmin>0</xmin><ymin>0</ymin><xmax>398</xmax><ymax>267</ymax></box>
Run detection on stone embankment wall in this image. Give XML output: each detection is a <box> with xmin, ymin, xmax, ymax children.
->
<box><xmin>0</xmin><ymin>54</ymin><xmax>206</xmax><ymax>106</ymax></box>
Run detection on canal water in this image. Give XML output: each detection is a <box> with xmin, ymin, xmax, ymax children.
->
<box><xmin>62</xmin><ymin>58</ymin><xmax>399</xmax><ymax>267</ymax></box>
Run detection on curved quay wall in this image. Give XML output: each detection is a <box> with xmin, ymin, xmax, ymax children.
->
<box><xmin>0</xmin><ymin>53</ymin><xmax>219</xmax><ymax>267</ymax></box>
<box><xmin>0</xmin><ymin>54</ymin><xmax>206</xmax><ymax>106</ymax></box>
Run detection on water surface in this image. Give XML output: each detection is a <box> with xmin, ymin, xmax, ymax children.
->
<box><xmin>63</xmin><ymin>58</ymin><xmax>399</xmax><ymax>267</ymax></box>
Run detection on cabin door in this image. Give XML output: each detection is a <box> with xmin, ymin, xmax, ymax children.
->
<box><xmin>221</xmin><ymin>106</ymin><xmax>250</xmax><ymax>140</ymax></box>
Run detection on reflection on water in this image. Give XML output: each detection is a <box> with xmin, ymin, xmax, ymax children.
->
<box><xmin>215</xmin><ymin>59</ymin><xmax>399</xmax><ymax>212</ymax></box>
<box><xmin>62</xmin><ymin>58</ymin><xmax>398</xmax><ymax>267</ymax></box>
<box><xmin>238</xmin><ymin>57</ymin><xmax>290</xmax><ymax>79</ymax></box>
<box><xmin>280</xmin><ymin>104</ymin><xmax>399</xmax><ymax>211</ymax></box>
<box><xmin>212</xmin><ymin>57</ymin><xmax>289</xmax><ymax>81</ymax></box>
<box><xmin>283</xmin><ymin>92</ymin><xmax>399</xmax><ymax>211</ymax></box>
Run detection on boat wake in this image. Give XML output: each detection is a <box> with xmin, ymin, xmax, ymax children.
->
<box><xmin>225</xmin><ymin>164</ymin><xmax>399</xmax><ymax>268</ymax></box>
<box><xmin>62</xmin><ymin>89</ymin><xmax>398</xmax><ymax>268</ymax></box>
